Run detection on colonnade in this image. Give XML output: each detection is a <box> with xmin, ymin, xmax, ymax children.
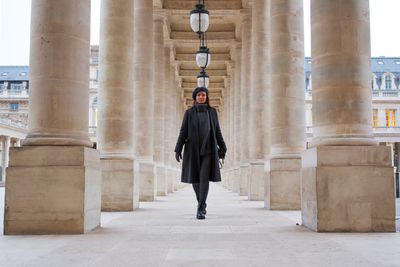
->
<box><xmin>221</xmin><ymin>0</ymin><xmax>395</xmax><ymax>232</ymax></box>
<box><xmin>3</xmin><ymin>0</ymin><xmax>396</xmax><ymax>234</ymax></box>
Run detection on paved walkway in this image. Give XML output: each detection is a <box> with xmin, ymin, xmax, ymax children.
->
<box><xmin>0</xmin><ymin>184</ymin><xmax>399</xmax><ymax>267</ymax></box>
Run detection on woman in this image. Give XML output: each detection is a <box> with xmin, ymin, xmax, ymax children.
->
<box><xmin>175</xmin><ymin>87</ymin><xmax>227</xmax><ymax>220</ymax></box>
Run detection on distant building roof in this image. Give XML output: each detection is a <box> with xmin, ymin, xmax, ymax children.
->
<box><xmin>305</xmin><ymin>57</ymin><xmax>400</xmax><ymax>76</ymax></box>
<box><xmin>2</xmin><ymin>57</ymin><xmax>400</xmax><ymax>82</ymax></box>
<box><xmin>0</xmin><ymin>66</ymin><xmax>29</xmax><ymax>81</ymax></box>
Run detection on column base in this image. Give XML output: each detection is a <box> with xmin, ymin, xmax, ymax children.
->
<box><xmin>167</xmin><ymin>168</ymin><xmax>174</xmax><ymax>194</ymax></box>
<box><xmin>248</xmin><ymin>162</ymin><xmax>264</xmax><ymax>200</ymax></box>
<box><xmin>239</xmin><ymin>165</ymin><xmax>249</xmax><ymax>196</ymax></box>
<box><xmin>233</xmin><ymin>168</ymin><xmax>240</xmax><ymax>193</ymax></box>
<box><xmin>265</xmin><ymin>157</ymin><xmax>301</xmax><ymax>210</ymax></box>
<box><xmin>137</xmin><ymin>160</ymin><xmax>156</xmax><ymax>201</ymax></box>
<box><xmin>227</xmin><ymin>169</ymin><xmax>234</xmax><ymax>191</ymax></box>
<box><xmin>4</xmin><ymin>146</ymin><xmax>101</xmax><ymax>235</ymax></box>
<box><xmin>156</xmin><ymin>165</ymin><xmax>167</xmax><ymax>196</ymax></box>
<box><xmin>302</xmin><ymin>146</ymin><xmax>396</xmax><ymax>232</ymax></box>
<box><xmin>101</xmin><ymin>159</ymin><xmax>138</xmax><ymax>211</ymax></box>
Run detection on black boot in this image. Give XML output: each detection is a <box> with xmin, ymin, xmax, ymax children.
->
<box><xmin>196</xmin><ymin>206</ymin><xmax>205</xmax><ymax>220</ymax></box>
<box><xmin>200</xmin><ymin>203</ymin><xmax>207</xmax><ymax>215</ymax></box>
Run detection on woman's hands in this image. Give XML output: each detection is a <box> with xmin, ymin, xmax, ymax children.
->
<box><xmin>218</xmin><ymin>148</ymin><xmax>226</xmax><ymax>159</ymax></box>
<box><xmin>175</xmin><ymin>152</ymin><xmax>182</xmax><ymax>162</ymax></box>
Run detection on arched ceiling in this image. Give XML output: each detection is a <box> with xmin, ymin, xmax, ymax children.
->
<box><xmin>154</xmin><ymin>0</ymin><xmax>252</xmax><ymax>111</ymax></box>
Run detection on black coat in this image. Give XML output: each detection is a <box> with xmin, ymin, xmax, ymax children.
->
<box><xmin>175</xmin><ymin>106</ymin><xmax>227</xmax><ymax>184</ymax></box>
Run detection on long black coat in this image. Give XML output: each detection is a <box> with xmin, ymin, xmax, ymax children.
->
<box><xmin>174</xmin><ymin>106</ymin><xmax>227</xmax><ymax>184</ymax></box>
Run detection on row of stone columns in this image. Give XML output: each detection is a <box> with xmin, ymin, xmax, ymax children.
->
<box><xmin>221</xmin><ymin>0</ymin><xmax>395</xmax><ymax>232</ymax></box>
<box><xmin>4</xmin><ymin>0</ymin><xmax>183</xmax><ymax>234</ymax></box>
<box><xmin>224</xmin><ymin>0</ymin><xmax>305</xmax><ymax>208</ymax></box>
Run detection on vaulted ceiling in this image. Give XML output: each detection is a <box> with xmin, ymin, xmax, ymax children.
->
<box><xmin>154</xmin><ymin>0</ymin><xmax>252</xmax><ymax>111</ymax></box>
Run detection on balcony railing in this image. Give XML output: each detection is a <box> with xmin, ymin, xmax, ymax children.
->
<box><xmin>307</xmin><ymin>89</ymin><xmax>400</xmax><ymax>99</ymax></box>
<box><xmin>0</xmin><ymin>89</ymin><xmax>29</xmax><ymax>98</ymax></box>
<box><xmin>306</xmin><ymin>126</ymin><xmax>400</xmax><ymax>136</ymax></box>
<box><xmin>372</xmin><ymin>90</ymin><xmax>399</xmax><ymax>98</ymax></box>
<box><xmin>0</xmin><ymin>118</ymin><xmax>27</xmax><ymax>129</ymax></box>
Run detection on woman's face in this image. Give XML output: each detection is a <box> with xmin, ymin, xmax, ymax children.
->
<box><xmin>196</xmin><ymin>91</ymin><xmax>207</xmax><ymax>104</ymax></box>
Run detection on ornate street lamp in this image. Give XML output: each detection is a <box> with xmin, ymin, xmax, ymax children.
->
<box><xmin>197</xmin><ymin>69</ymin><xmax>209</xmax><ymax>88</ymax></box>
<box><xmin>196</xmin><ymin>46</ymin><xmax>211</xmax><ymax>69</ymax></box>
<box><xmin>190</xmin><ymin>1</ymin><xmax>209</xmax><ymax>35</ymax></box>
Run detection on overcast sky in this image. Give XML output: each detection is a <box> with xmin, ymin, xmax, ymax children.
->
<box><xmin>0</xmin><ymin>0</ymin><xmax>399</xmax><ymax>65</ymax></box>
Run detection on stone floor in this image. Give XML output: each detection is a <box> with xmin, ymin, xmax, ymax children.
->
<box><xmin>0</xmin><ymin>184</ymin><xmax>399</xmax><ymax>267</ymax></box>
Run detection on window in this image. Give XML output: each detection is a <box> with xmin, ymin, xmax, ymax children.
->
<box><xmin>373</xmin><ymin>109</ymin><xmax>378</xmax><ymax>128</ymax></box>
<box><xmin>385</xmin><ymin>75</ymin><xmax>392</xmax><ymax>90</ymax></box>
<box><xmin>19</xmin><ymin>72</ymin><xmax>27</xmax><ymax>76</ymax></box>
<box><xmin>386</xmin><ymin>109</ymin><xmax>396</xmax><ymax>127</ymax></box>
<box><xmin>1</xmin><ymin>72</ymin><xmax>8</xmax><ymax>76</ymax></box>
<box><xmin>10</xmin><ymin>83</ymin><xmax>22</xmax><ymax>90</ymax></box>
<box><xmin>9</xmin><ymin>103</ymin><xmax>19</xmax><ymax>111</ymax></box>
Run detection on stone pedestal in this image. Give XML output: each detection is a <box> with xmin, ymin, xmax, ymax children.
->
<box><xmin>4</xmin><ymin>146</ymin><xmax>101</xmax><ymax>234</ymax></box>
<box><xmin>156</xmin><ymin>165</ymin><xmax>167</xmax><ymax>196</ymax></box>
<box><xmin>239</xmin><ymin>165</ymin><xmax>249</xmax><ymax>196</ymax></box>
<box><xmin>265</xmin><ymin>157</ymin><xmax>301</xmax><ymax>210</ymax></box>
<box><xmin>137</xmin><ymin>160</ymin><xmax>156</xmax><ymax>201</ymax></box>
<box><xmin>227</xmin><ymin>170</ymin><xmax>234</xmax><ymax>191</ymax></box>
<box><xmin>101</xmin><ymin>159</ymin><xmax>138</xmax><ymax>211</ymax></box>
<box><xmin>248</xmin><ymin>162</ymin><xmax>264</xmax><ymax>200</ymax></box>
<box><xmin>167</xmin><ymin>168</ymin><xmax>174</xmax><ymax>194</ymax></box>
<box><xmin>233</xmin><ymin>168</ymin><xmax>241</xmax><ymax>193</ymax></box>
<box><xmin>302</xmin><ymin>146</ymin><xmax>396</xmax><ymax>232</ymax></box>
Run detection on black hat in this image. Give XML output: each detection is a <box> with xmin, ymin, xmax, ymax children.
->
<box><xmin>192</xmin><ymin>87</ymin><xmax>209</xmax><ymax>100</ymax></box>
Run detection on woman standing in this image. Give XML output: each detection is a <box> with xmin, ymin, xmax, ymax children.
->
<box><xmin>175</xmin><ymin>87</ymin><xmax>227</xmax><ymax>220</ymax></box>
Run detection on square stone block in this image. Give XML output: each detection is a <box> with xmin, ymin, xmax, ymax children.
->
<box><xmin>4</xmin><ymin>146</ymin><xmax>101</xmax><ymax>235</ymax></box>
<box><xmin>302</xmin><ymin>146</ymin><xmax>396</xmax><ymax>232</ymax></box>
<box><xmin>239</xmin><ymin>165</ymin><xmax>249</xmax><ymax>196</ymax></box>
<box><xmin>248</xmin><ymin>163</ymin><xmax>264</xmax><ymax>201</ymax></box>
<box><xmin>136</xmin><ymin>160</ymin><xmax>156</xmax><ymax>202</ymax></box>
<box><xmin>167</xmin><ymin>168</ymin><xmax>175</xmax><ymax>194</ymax></box>
<box><xmin>265</xmin><ymin>158</ymin><xmax>301</xmax><ymax>210</ymax></box>
<box><xmin>101</xmin><ymin>159</ymin><xmax>138</xmax><ymax>211</ymax></box>
<box><xmin>156</xmin><ymin>166</ymin><xmax>167</xmax><ymax>196</ymax></box>
<box><xmin>233</xmin><ymin>168</ymin><xmax>240</xmax><ymax>193</ymax></box>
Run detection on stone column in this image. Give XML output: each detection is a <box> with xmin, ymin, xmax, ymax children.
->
<box><xmin>239</xmin><ymin>11</ymin><xmax>252</xmax><ymax>196</ymax></box>
<box><xmin>154</xmin><ymin>13</ymin><xmax>167</xmax><ymax>197</ymax></box>
<box><xmin>174</xmin><ymin>80</ymin><xmax>182</xmax><ymax>191</ymax></box>
<box><xmin>227</xmin><ymin>65</ymin><xmax>235</xmax><ymax>191</ymax></box>
<box><xmin>267</xmin><ymin>0</ymin><xmax>305</xmax><ymax>209</ymax></box>
<box><xmin>167</xmin><ymin>65</ymin><xmax>177</xmax><ymax>194</ymax></box>
<box><xmin>162</xmin><ymin>46</ymin><xmax>172</xmax><ymax>195</ymax></box>
<box><xmin>302</xmin><ymin>0</ymin><xmax>395</xmax><ymax>232</ymax></box>
<box><xmin>248</xmin><ymin>0</ymin><xmax>269</xmax><ymax>201</ymax></box>
<box><xmin>5</xmin><ymin>0</ymin><xmax>101</xmax><ymax>234</ymax></box>
<box><xmin>233</xmin><ymin>43</ymin><xmax>242</xmax><ymax>194</ymax></box>
<box><xmin>1</xmin><ymin>136</ymin><xmax>10</xmax><ymax>182</ymax></box>
<box><xmin>97</xmin><ymin>0</ymin><xmax>137</xmax><ymax>211</ymax></box>
<box><xmin>133</xmin><ymin>0</ymin><xmax>156</xmax><ymax>201</ymax></box>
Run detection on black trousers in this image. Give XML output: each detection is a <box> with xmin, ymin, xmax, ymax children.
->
<box><xmin>192</xmin><ymin>153</ymin><xmax>212</xmax><ymax>205</ymax></box>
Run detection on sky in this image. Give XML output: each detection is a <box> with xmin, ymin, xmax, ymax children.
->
<box><xmin>0</xmin><ymin>0</ymin><xmax>399</xmax><ymax>65</ymax></box>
